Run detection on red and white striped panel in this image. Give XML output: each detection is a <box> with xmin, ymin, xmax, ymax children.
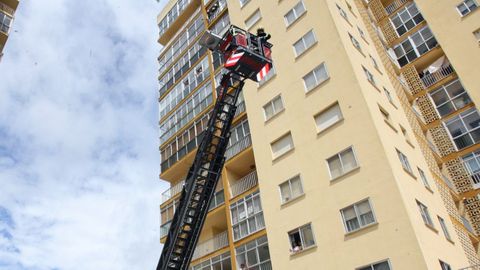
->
<box><xmin>256</xmin><ymin>64</ymin><xmax>270</xmax><ymax>81</ymax></box>
<box><xmin>224</xmin><ymin>52</ymin><xmax>244</xmax><ymax>68</ymax></box>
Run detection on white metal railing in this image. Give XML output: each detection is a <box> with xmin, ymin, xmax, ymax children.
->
<box><xmin>191</xmin><ymin>231</ymin><xmax>229</xmax><ymax>260</ymax></box>
<box><xmin>468</xmin><ymin>171</ymin><xmax>480</xmax><ymax>189</ymax></box>
<box><xmin>259</xmin><ymin>261</ymin><xmax>272</xmax><ymax>270</ymax></box>
<box><xmin>385</xmin><ymin>0</ymin><xmax>409</xmax><ymax>14</ymax></box>
<box><xmin>160</xmin><ymin>221</ymin><xmax>172</xmax><ymax>239</ymax></box>
<box><xmin>161</xmin><ymin>180</ymin><xmax>185</xmax><ymax>204</ymax></box>
<box><xmin>230</xmin><ymin>170</ymin><xmax>258</xmax><ymax>198</ymax></box>
<box><xmin>234</xmin><ymin>101</ymin><xmax>246</xmax><ymax>118</ymax></box>
<box><xmin>225</xmin><ymin>134</ymin><xmax>252</xmax><ymax>160</ymax></box>
<box><xmin>421</xmin><ymin>64</ymin><xmax>454</xmax><ymax>88</ymax></box>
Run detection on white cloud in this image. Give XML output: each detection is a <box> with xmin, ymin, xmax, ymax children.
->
<box><xmin>0</xmin><ymin>0</ymin><xmax>170</xmax><ymax>269</ymax></box>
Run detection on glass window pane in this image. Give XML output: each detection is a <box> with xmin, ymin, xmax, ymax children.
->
<box><xmin>300</xmin><ymin>225</ymin><xmax>315</xmax><ymax>247</ymax></box>
<box><xmin>340</xmin><ymin>148</ymin><xmax>357</xmax><ymax>171</ymax></box>
<box><xmin>290</xmin><ymin>177</ymin><xmax>303</xmax><ymax>198</ymax></box>
<box><xmin>328</xmin><ymin>155</ymin><xmax>342</xmax><ymax>178</ymax></box>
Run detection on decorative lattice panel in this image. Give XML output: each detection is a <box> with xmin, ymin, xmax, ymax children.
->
<box><xmin>446</xmin><ymin>158</ymin><xmax>474</xmax><ymax>193</ymax></box>
<box><xmin>416</xmin><ymin>95</ymin><xmax>440</xmax><ymax>124</ymax></box>
<box><xmin>368</xmin><ymin>0</ymin><xmax>387</xmax><ymax>21</ymax></box>
<box><xmin>430</xmin><ymin>125</ymin><xmax>456</xmax><ymax>157</ymax></box>
<box><xmin>379</xmin><ymin>20</ymin><xmax>398</xmax><ymax>45</ymax></box>
<box><xmin>454</xmin><ymin>222</ymin><xmax>480</xmax><ymax>266</ymax></box>
<box><xmin>402</xmin><ymin>65</ymin><xmax>424</xmax><ymax>95</ymax></box>
<box><xmin>465</xmin><ymin>196</ymin><xmax>480</xmax><ymax>235</ymax></box>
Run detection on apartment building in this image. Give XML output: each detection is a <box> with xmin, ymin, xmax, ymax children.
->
<box><xmin>0</xmin><ymin>0</ymin><xmax>18</xmax><ymax>61</ymax></box>
<box><xmin>157</xmin><ymin>0</ymin><xmax>480</xmax><ymax>269</ymax></box>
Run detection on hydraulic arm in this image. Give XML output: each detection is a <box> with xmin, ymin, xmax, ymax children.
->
<box><xmin>156</xmin><ymin>25</ymin><xmax>272</xmax><ymax>270</ymax></box>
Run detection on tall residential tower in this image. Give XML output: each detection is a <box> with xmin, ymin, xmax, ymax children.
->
<box><xmin>157</xmin><ymin>0</ymin><xmax>480</xmax><ymax>269</ymax></box>
<box><xmin>0</xmin><ymin>0</ymin><xmax>18</xmax><ymax>61</ymax></box>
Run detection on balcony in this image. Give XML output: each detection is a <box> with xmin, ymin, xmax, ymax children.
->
<box><xmin>230</xmin><ymin>170</ymin><xmax>258</xmax><ymax>198</ymax></box>
<box><xmin>191</xmin><ymin>231</ymin><xmax>229</xmax><ymax>261</ymax></box>
<box><xmin>161</xmin><ymin>180</ymin><xmax>185</xmax><ymax>204</ymax></box>
<box><xmin>225</xmin><ymin>134</ymin><xmax>252</xmax><ymax>160</ymax></box>
<box><xmin>208</xmin><ymin>190</ymin><xmax>225</xmax><ymax>211</ymax></box>
<box><xmin>384</xmin><ymin>0</ymin><xmax>409</xmax><ymax>14</ymax></box>
<box><xmin>421</xmin><ymin>64</ymin><xmax>455</xmax><ymax>88</ymax></box>
<box><xmin>470</xmin><ymin>172</ymin><xmax>480</xmax><ymax>189</ymax></box>
<box><xmin>0</xmin><ymin>2</ymin><xmax>15</xmax><ymax>16</ymax></box>
<box><xmin>206</xmin><ymin>0</ymin><xmax>227</xmax><ymax>24</ymax></box>
<box><xmin>160</xmin><ymin>221</ymin><xmax>171</xmax><ymax>239</ymax></box>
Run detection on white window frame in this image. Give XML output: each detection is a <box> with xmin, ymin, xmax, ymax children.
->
<box><xmin>230</xmin><ymin>191</ymin><xmax>265</xmax><ymax>241</ymax></box>
<box><xmin>383</xmin><ymin>87</ymin><xmax>394</xmax><ymax>103</ymax></box>
<box><xmin>303</xmin><ymin>62</ymin><xmax>329</xmax><ymax>92</ymax></box>
<box><xmin>417</xmin><ymin>167</ymin><xmax>432</xmax><ymax>190</ymax></box>
<box><xmin>429</xmin><ymin>79</ymin><xmax>471</xmax><ymax>118</ymax></box>
<box><xmin>444</xmin><ymin>108</ymin><xmax>480</xmax><ymax>150</ymax></box>
<box><xmin>263</xmin><ymin>94</ymin><xmax>285</xmax><ymax>121</ymax></box>
<box><xmin>235</xmin><ymin>236</ymin><xmax>271</xmax><ymax>270</ymax></box>
<box><xmin>326</xmin><ymin>146</ymin><xmax>359</xmax><ymax>179</ymax></box>
<box><xmin>279</xmin><ymin>174</ymin><xmax>304</xmax><ymax>204</ymax></box>
<box><xmin>245</xmin><ymin>9</ymin><xmax>261</xmax><ymax>30</ymax></box>
<box><xmin>336</xmin><ymin>4</ymin><xmax>349</xmax><ymax>21</ymax></box>
<box><xmin>396</xmin><ymin>149</ymin><xmax>413</xmax><ymax>174</ymax></box>
<box><xmin>416</xmin><ymin>200</ymin><xmax>434</xmax><ymax>227</ymax></box>
<box><xmin>349</xmin><ymin>33</ymin><xmax>362</xmax><ymax>52</ymax></box>
<box><xmin>393</xmin><ymin>26</ymin><xmax>438</xmax><ymax>67</ymax></box>
<box><xmin>438</xmin><ymin>216</ymin><xmax>452</xmax><ymax>241</ymax></box>
<box><xmin>293</xmin><ymin>29</ymin><xmax>317</xmax><ymax>57</ymax></box>
<box><xmin>462</xmin><ymin>150</ymin><xmax>480</xmax><ymax>182</ymax></box>
<box><xmin>239</xmin><ymin>0</ymin><xmax>251</xmax><ymax>8</ymax></box>
<box><xmin>284</xmin><ymin>1</ymin><xmax>307</xmax><ymax>27</ymax></box>
<box><xmin>340</xmin><ymin>198</ymin><xmax>377</xmax><ymax>233</ymax></box>
<box><xmin>362</xmin><ymin>66</ymin><xmax>375</xmax><ymax>85</ymax></box>
<box><xmin>389</xmin><ymin>3</ymin><xmax>424</xmax><ymax>37</ymax></box>
<box><xmin>456</xmin><ymin>0</ymin><xmax>478</xmax><ymax>16</ymax></box>
<box><xmin>314</xmin><ymin>102</ymin><xmax>344</xmax><ymax>133</ymax></box>
<box><xmin>356</xmin><ymin>259</ymin><xmax>392</xmax><ymax>270</ymax></box>
<box><xmin>288</xmin><ymin>223</ymin><xmax>316</xmax><ymax>252</ymax></box>
<box><xmin>271</xmin><ymin>132</ymin><xmax>295</xmax><ymax>159</ymax></box>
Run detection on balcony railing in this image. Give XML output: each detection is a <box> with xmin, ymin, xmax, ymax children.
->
<box><xmin>160</xmin><ymin>221</ymin><xmax>172</xmax><ymax>239</ymax></box>
<box><xmin>191</xmin><ymin>230</ymin><xmax>229</xmax><ymax>260</ymax></box>
<box><xmin>230</xmin><ymin>170</ymin><xmax>258</xmax><ymax>198</ymax></box>
<box><xmin>421</xmin><ymin>64</ymin><xmax>454</xmax><ymax>88</ymax></box>
<box><xmin>234</xmin><ymin>101</ymin><xmax>246</xmax><ymax>118</ymax></box>
<box><xmin>208</xmin><ymin>190</ymin><xmax>225</xmax><ymax>211</ymax></box>
<box><xmin>461</xmin><ymin>216</ymin><xmax>475</xmax><ymax>235</ymax></box>
<box><xmin>225</xmin><ymin>134</ymin><xmax>252</xmax><ymax>160</ymax></box>
<box><xmin>161</xmin><ymin>180</ymin><xmax>185</xmax><ymax>204</ymax></box>
<box><xmin>0</xmin><ymin>2</ymin><xmax>14</xmax><ymax>15</ymax></box>
<box><xmin>468</xmin><ymin>171</ymin><xmax>480</xmax><ymax>189</ymax></box>
<box><xmin>385</xmin><ymin>0</ymin><xmax>409</xmax><ymax>14</ymax></box>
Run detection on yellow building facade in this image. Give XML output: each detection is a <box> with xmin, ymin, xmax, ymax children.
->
<box><xmin>157</xmin><ymin>0</ymin><xmax>480</xmax><ymax>269</ymax></box>
<box><xmin>0</xmin><ymin>0</ymin><xmax>18</xmax><ymax>61</ymax></box>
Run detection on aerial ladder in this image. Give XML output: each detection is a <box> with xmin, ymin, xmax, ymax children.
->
<box><xmin>156</xmin><ymin>25</ymin><xmax>273</xmax><ymax>270</ymax></box>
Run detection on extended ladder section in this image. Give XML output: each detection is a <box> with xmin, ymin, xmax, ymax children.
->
<box><xmin>156</xmin><ymin>25</ymin><xmax>272</xmax><ymax>270</ymax></box>
<box><xmin>156</xmin><ymin>74</ymin><xmax>245</xmax><ymax>270</ymax></box>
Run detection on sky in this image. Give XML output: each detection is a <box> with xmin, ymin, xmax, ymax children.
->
<box><xmin>0</xmin><ymin>0</ymin><xmax>169</xmax><ymax>269</ymax></box>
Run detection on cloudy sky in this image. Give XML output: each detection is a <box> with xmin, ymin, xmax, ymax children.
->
<box><xmin>0</xmin><ymin>0</ymin><xmax>169</xmax><ymax>269</ymax></box>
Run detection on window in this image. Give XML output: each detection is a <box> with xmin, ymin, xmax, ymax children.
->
<box><xmin>397</xmin><ymin>149</ymin><xmax>413</xmax><ymax>174</ymax></box>
<box><xmin>327</xmin><ymin>147</ymin><xmax>358</xmax><ymax>179</ymax></box>
<box><xmin>192</xmin><ymin>252</ymin><xmax>232</xmax><ymax>270</ymax></box>
<box><xmin>0</xmin><ymin>11</ymin><xmax>13</xmax><ymax>34</ymax></box>
<box><xmin>271</xmin><ymin>132</ymin><xmax>294</xmax><ymax>159</ymax></box>
<box><xmin>462</xmin><ymin>150</ymin><xmax>480</xmax><ymax>184</ymax></box>
<box><xmin>235</xmin><ymin>236</ymin><xmax>271</xmax><ymax>270</ymax></box>
<box><xmin>438</xmin><ymin>216</ymin><xmax>452</xmax><ymax>241</ymax></box>
<box><xmin>456</xmin><ymin>0</ymin><xmax>478</xmax><ymax>16</ymax></box>
<box><xmin>357</xmin><ymin>260</ymin><xmax>391</xmax><ymax>270</ymax></box>
<box><xmin>293</xmin><ymin>30</ymin><xmax>317</xmax><ymax>57</ymax></box>
<box><xmin>161</xmin><ymin>199</ymin><xmax>180</xmax><ymax>224</ymax></box>
<box><xmin>239</xmin><ymin>0</ymin><xmax>251</xmax><ymax>7</ymax></box>
<box><xmin>314</xmin><ymin>103</ymin><xmax>343</xmax><ymax>133</ymax></box>
<box><xmin>363</xmin><ymin>66</ymin><xmax>375</xmax><ymax>85</ymax></box>
<box><xmin>440</xmin><ymin>260</ymin><xmax>452</xmax><ymax>270</ymax></box>
<box><xmin>474</xmin><ymin>29</ymin><xmax>480</xmax><ymax>42</ymax></box>
<box><xmin>279</xmin><ymin>174</ymin><xmax>304</xmax><ymax>203</ymax></box>
<box><xmin>263</xmin><ymin>95</ymin><xmax>284</xmax><ymax>121</ymax></box>
<box><xmin>303</xmin><ymin>62</ymin><xmax>329</xmax><ymax>92</ymax></box>
<box><xmin>358</xmin><ymin>26</ymin><xmax>367</xmax><ymax>40</ymax></box>
<box><xmin>370</xmin><ymin>55</ymin><xmax>379</xmax><ymax>70</ymax></box>
<box><xmin>284</xmin><ymin>1</ymin><xmax>306</xmax><ymax>27</ymax></box>
<box><xmin>390</xmin><ymin>3</ymin><xmax>424</xmax><ymax>36</ymax></box>
<box><xmin>245</xmin><ymin>9</ymin><xmax>261</xmax><ymax>29</ymax></box>
<box><xmin>416</xmin><ymin>200</ymin><xmax>434</xmax><ymax>227</ymax></box>
<box><xmin>341</xmin><ymin>199</ymin><xmax>376</xmax><ymax>233</ymax></box>
<box><xmin>444</xmin><ymin>108</ymin><xmax>480</xmax><ymax>149</ymax></box>
<box><xmin>429</xmin><ymin>79</ymin><xmax>471</xmax><ymax>117</ymax></box>
<box><xmin>228</xmin><ymin>119</ymin><xmax>250</xmax><ymax>148</ymax></box>
<box><xmin>383</xmin><ymin>87</ymin><xmax>394</xmax><ymax>104</ymax></box>
<box><xmin>393</xmin><ymin>26</ymin><xmax>438</xmax><ymax>67</ymax></box>
<box><xmin>336</xmin><ymin>4</ymin><xmax>349</xmax><ymax>21</ymax></box>
<box><xmin>418</xmin><ymin>168</ymin><xmax>432</xmax><ymax>190</ymax></box>
<box><xmin>349</xmin><ymin>33</ymin><xmax>362</xmax><ymax>52</ymax></box>
<box><xmin>158</xmin><ymin>0</ymin><xmax>195</xmax><ymax>37</ymax></box>
<box><xmin>210</xmin><ymin>13</ymin><xmax>231</xmax><ymax>35</ymax></box>
<box><xmin>230</xmin><ymin>191</ymin><xmax>265</xmax><ymax>241</ymax></box>
<box><xmin>288</xmin><ymin>224</ymin><xmax>316</xmax><ymax>253</ymax></box>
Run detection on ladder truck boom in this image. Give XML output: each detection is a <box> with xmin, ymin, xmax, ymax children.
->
<box><xmin>156</xmin><ymin>25</ymin><xmax>273</xmax><ymax>270</ymax></box>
